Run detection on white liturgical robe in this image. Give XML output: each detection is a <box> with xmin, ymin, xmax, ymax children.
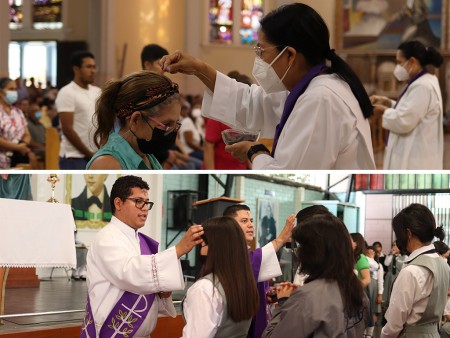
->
<box><xmin>181</xmin><ymin>243</ymin><xmax>281</xmax><ymax>337</ymax></box>
<box><xmin>382</xmin><ymin>73</ymin><xmax>443</xmax><ymax>170</ymax></box>
<box><xmin>201</xmin><ymin>71</ymin><xmax>375</xmax><ymax>170</ymax></box>
<box><xmin>87</xmin><ymin>216</ymin><xmax>185</xmax><ymax>337</ymax></box>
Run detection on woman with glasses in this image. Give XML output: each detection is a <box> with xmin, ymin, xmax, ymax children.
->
<box><xmin>182</xmin><ymin>216</ymin><xmax>259</xmax><ymax>337</ymax></box>
<box><xmin>160</xmin><ymin>3</ymin><xmax>375</xmax><ymax>170</ymax></box>
<box><xmin>87</xmin><ymin>71</ymin><xmax>182</xmax><ymax>169</ymax></box>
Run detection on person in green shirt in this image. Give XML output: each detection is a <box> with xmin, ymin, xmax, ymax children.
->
<box><xmin>351</xmin><ymin>232</ymin><xmax>372</xmax><ymax>337</ymax></box>
<box><xmin>87</xmin><ymin>71</ymin><xmax>181</xmax><ymax>170</ymax></box>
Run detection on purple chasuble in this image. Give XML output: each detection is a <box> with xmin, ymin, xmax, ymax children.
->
<box><xmin>271</xmin><ymin>63</ymin><xmax>327</xmax><ymax>156</ymax></box>
<box><xmin>80</xmin><ymin>233</ymin><xmax>159</xmax><ymax>338</ymax></box>
<box><xmin>247</xmin><ymin>248</ymin><xmax>268</xmax><ymax>338</ymax></box>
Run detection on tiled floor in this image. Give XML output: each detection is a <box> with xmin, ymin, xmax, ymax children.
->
<box><xmin>373</xmin><ymin>132</ymin><xmax>450</xmax><ymax>170</ymax></box>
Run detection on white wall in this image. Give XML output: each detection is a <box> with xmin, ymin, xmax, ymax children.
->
<box><xmin>364</xmin><ymin>194</ymin><xmax>394</xmax><ymax>252</ymax></box>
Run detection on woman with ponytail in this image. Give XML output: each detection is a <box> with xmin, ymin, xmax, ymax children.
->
<box><xmin>382</xmin><ymin>204</ymin><xmax>449</xmax><ymax>337</ymax></box>
<box><xmin>87</xmin><ymin>71</ymin><xmax>181</xmax><ymax>169</ymax></box>
<box><xmin>371</xmin><ymin>40</ymin><xmax>444</xmax><ymax>169</ymax></box>
<box><xmin>159</xmin><ymin>3</ymin><xmax>375</xmax><ymax>170</ymax></box>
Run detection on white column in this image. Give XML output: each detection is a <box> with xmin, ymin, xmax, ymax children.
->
<box><xmin>183</xmin><ymin>0</ymin><xmax>205</xmax><ymax>94</ymax></box>
<box><xmin>0</xmin><ymin>0</ymin><xmax>11</xmax><ymax>76</ymax></box>
<box><xmin>93</xmin><ymin>0</ymin><xmax>116</xmax><ymax>85</ymax></box>
<box><xmin>235</xmin><ymin>176</ymin><xmax>246</xmax><ymax>200</ymax></box>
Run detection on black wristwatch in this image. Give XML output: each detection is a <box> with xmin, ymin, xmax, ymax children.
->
<box><xmin>247</xmin><ymin>144</ymin><xmax>270</xmax><ymax>162</ymax></box>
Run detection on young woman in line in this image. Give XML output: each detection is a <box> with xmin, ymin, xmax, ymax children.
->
<box><xmin>382</xmin><ymin>204</ymin><xmax>449</xmax><ymax>337</ymax></box>
<box><xmin>262</xmin><ymin>213</ymin><xmax>369</xmax><ymax>337</ymax></box>
<box><xmin>181</xmin><ymin>217</ymin><xmax>259</xmax><ymax>338</ymax></box>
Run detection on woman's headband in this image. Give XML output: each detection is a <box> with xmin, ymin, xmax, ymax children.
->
<box><xmin>117</xmin><ymin>82</ymin><xmax>179</xmax><ymax>118</ymax></box>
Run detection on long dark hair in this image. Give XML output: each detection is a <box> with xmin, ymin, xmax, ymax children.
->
<box><xmin>260</xmin><ymin>3</ymin><xmax>372</xmax><ymax>118</ymax></box>
<box><xmin>293</xmin><ymin>214</ymin><xmax>364</xmax><ymax>315</ymax></box>
<box><xmin>93</xmin><ymin>70</ymin><xmax>180</xmax><ymax>148</ymax></box>
<box><xmin>201</xmin><ymin>217</ymin><xmax>259</xmax><ymax>322</ymax></box>
<box><xmin>350</xmin><ymin>232</ymin><xmax>367</xmax><ymax>262</ymax></box>
<box><xmin>398</xmin><ymin>40</ymin><xmax>443</xmax><ymax>68</ymax></box>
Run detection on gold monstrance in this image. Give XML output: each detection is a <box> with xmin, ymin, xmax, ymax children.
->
<box><xmin>47</xmin><ymin>174</ymin><xmax>60</xmax><ymax>203</ymax></box>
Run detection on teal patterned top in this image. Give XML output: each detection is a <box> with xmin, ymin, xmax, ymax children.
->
<box><xmin>87</xmin><ymin>132</ymin><xmax>163</xmax><ymax>170</ymax></box>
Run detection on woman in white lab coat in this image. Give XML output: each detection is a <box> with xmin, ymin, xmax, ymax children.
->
<box><xmin>160</xmin><ymin>3</ymin><xmax>375</xmax><ymax>170</ymax></box>
<box><xmin>371</xmin><ymin>40</ymin><xmax>444</xmax><ymax>169</ymax></box>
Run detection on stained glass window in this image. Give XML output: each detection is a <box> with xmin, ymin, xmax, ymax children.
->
<box><xmin>9</xmin><ymin>0</ymin><xmax>23</xmax><ymax>30</ymax></box>
<box><xmin>240</xmin><ymin>0</ymin><xmax>263</xmax><ymax>44</ymax></box>
<box><xmin>209</xmin><ymin>0</ymin><xmax>233</xmax><ymax>43</ymax></box>
<box><xmin>33</xmin><ymin>0</ymin><xmax>63</xmax><ymax>30</ymax></box>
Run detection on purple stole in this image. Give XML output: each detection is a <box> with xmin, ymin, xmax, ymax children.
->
<box><xmin>394</xmin><ymin>69</ymin><xmax>428</xmax><ymax>109</ymax></box>
<box><xmin>271</xmin><ymin>63</ymin><xmax>328</xmax><ymax>156</ymax></box>
<box><xmin>247</xmin><ymin>248</ymin><xmax>268</xmax><ymax>338</ymax></box>
<box><xmin>80</xmin><ymin>233</ymin><xmax>159</xmax><ymax>338</ymax></box>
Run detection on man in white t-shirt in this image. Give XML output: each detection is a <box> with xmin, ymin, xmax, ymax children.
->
<box><xmin>55</xmin><ymin>51</ymin><xmax>101</xmax><ymax>169</ymax></box>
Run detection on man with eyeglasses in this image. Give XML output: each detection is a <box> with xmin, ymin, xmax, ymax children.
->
<box><xmin>81</xmin><ymin>175</ymin><xmax>203</xmax><ymax>338</ymax></box>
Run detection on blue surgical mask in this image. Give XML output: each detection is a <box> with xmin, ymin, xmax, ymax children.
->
<box><xmin>35</xmin><ymin>111</ymin><xmax>43</xmax><ymax>119</ymax></box>
<box><xmin>5</xmin><ymin>90</ymin><xmax>18</xmax><ymax>105</ymax></box>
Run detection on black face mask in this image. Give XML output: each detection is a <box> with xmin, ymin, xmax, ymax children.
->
<box><xmin>134</xmin><ymin>127</ymin><xmax>177</xmax><ymax>155</ymax></box>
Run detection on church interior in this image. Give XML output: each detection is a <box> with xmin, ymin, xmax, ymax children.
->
<box><xmin>0</xmin><ymin>0</ymin><xmax>450</xmax><ymax>169</ymax></box>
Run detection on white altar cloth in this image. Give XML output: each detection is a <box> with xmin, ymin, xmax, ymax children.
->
<box><xmin>0</xmin><ymin>198</ymin><xmax>76</xmax><ymax>268</ymax></box>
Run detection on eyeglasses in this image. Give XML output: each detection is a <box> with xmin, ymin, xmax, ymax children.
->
<box><xmin>253</xmin><ymin>45</ymin><xmax>284</xmax><ymax>58</ymax></box>
<box><xmin>125</xmin><ymin>197</ymin><xmax>154</xmax><ymax>210</ymax></box>
<box><xmin>143</xmin><ymin>115</ymin><xmax>182</xmax><ymax>136</ymax></box>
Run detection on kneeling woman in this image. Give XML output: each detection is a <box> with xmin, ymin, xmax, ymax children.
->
<box><xmin>182</xmin><ymin>217</ymin><xmax>259</xmax><ymax>338</ymax></box>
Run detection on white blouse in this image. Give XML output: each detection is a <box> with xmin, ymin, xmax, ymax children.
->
<box><xmin>181</xmin><ymin>243</ymin><xmax>281</xmax><ymax>338</ymax></box>
<box><xmin>381</xmin><ymin>244</ymin><xmax>439</xmax><ymax>337</ymax></box>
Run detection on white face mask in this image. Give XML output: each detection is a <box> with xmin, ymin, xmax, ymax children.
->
<box><xmin>252</xmin><ymin>46</ymin><xmax>291</xmax><ymax>94</ymax></box>
<box><xmin>393</xmin><ymin>60</ymin><xmax>410</xmax><ymax>82</ymax></box>
<box><xmin>4</xmin><ymin>90</ymin><xmax>18</xmax><ymax>105</ymax></box>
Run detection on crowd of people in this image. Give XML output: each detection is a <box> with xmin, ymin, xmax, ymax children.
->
<box><xmin>79</xmin><ymin>175</ymin><xmax>450</xmax><ymax>338</ymax></box>
<box><xmin>0</xmin><ymin>3</ymin><xmax>445</xmax><ymax>170</ymax></box>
